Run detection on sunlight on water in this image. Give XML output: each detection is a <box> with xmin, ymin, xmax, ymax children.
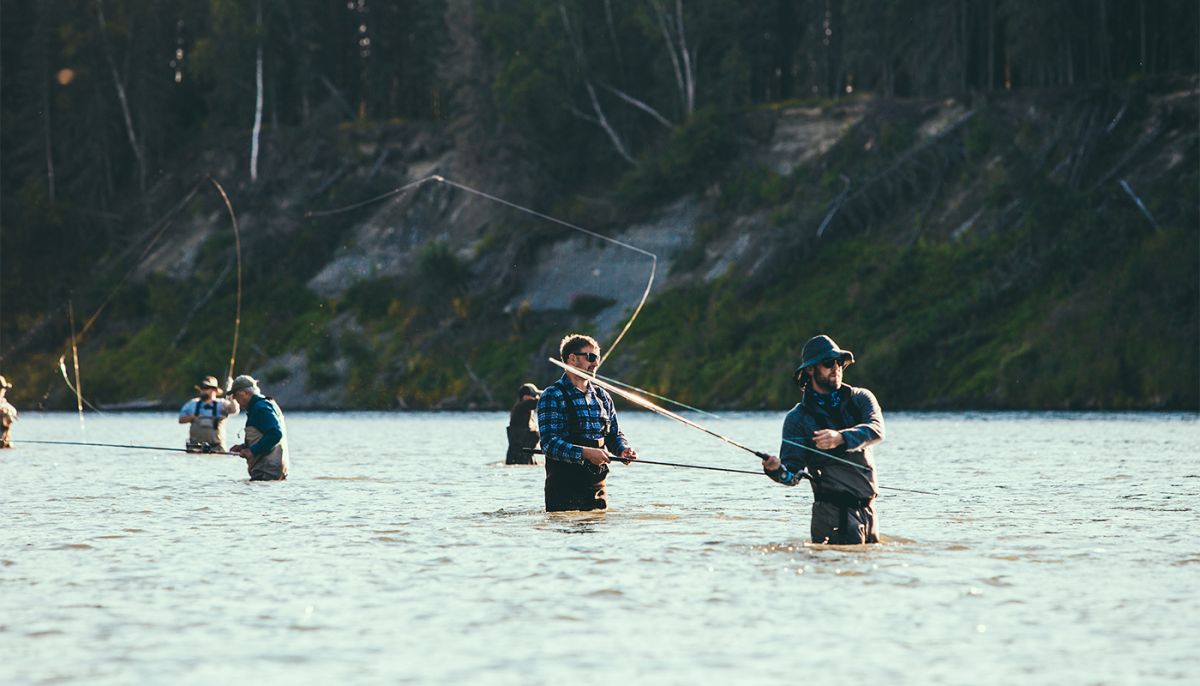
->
<box><xmin>1</xmin><ymin>411</ymin><xmax>1197</xmax><ymax>684</ymax></box>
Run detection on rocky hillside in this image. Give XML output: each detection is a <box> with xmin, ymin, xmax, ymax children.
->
<box><xmin>5</xmin><ymin>80</ymin><xmax>1197</xmax><ymax>411</ymax></box>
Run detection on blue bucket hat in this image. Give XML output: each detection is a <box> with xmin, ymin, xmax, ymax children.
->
<box><xmin>792</xmin><ymin>335</ymin><xmax>855</xmax><ymax>382</ymax></box>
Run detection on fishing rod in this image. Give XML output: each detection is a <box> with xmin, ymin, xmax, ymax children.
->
<box><xmin>208</xmin><ymin>176</ymin><xmax>243</xmax><ymax>389</ymax></box>
<box><xmin>67</xmin><ymin>301</ymin><xmax>85</xmax><ymax>428</ymax></box>
<box><xmin>550</xmin><ymin>358</ymin><xmax>769</xmax><ymax>458</ymax></box>
<box><xmin>522</xmin><ymin>448</ymin><xmax>787</xmax><ymax>477</ymax></box>
<box><xmin>549</xmin><ymin>358</ymin><xmax>938</xmax><ymax>496</ymax></box>
<box><xmin>305</xmin><ymin>175</ymin><xmax>658</xmax><ymax>367</ymax></box>
<box><xmin>15</xmin><ymin>439</ymin><xmax>236</xmax><ymax>455</ymax></box>
<box><xmin>586</xmin><ymin>369</ymin><xmax>723</xmax><ymax>420</ymax></box>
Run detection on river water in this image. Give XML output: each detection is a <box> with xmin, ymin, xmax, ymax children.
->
<box><xmin>2</xmin><ymin>411</ymin><xmax>1197</xmax><ymax>685</ymax></box>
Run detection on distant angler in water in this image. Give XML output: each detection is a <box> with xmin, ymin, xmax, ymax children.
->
<box><xmin>762</xmin><ymin>335</ymin><xmax>886</xmax><ymax>544</ymax></box>
<box><xmin>0</xmin><ymin>376</ymin><xmax>18</xmax><ymax>449</ymax></box>
<box><xmin>506</xmin><ymin>382</ymin><xmax>541</xmax><ymax>464</ymax></box>
<box><xmin>179</xmin><ymin>375</ymin><xmax>240</xmax><ymax>453</ymax></box>
<box><xmin>228</xmin><ymin>375</ymin><xmax>289</xmax><ymax>481</ymax></box>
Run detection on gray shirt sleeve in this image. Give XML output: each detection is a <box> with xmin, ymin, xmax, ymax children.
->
<box><xmin>840</xmin><ymin>388</ymin><xmax>885</xmax><ymax>451</ymax></box>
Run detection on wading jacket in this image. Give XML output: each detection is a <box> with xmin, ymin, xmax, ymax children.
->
<box><xmin>770</xmin><ymin>384</ymin><xmax>885</xmax><ymax>500</ymax></box>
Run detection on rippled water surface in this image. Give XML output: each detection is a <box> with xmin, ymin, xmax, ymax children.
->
<box><xmin>2</xmin><ymin>411</ymin><xmax>1198</xmax><ymax>684</ymax></box>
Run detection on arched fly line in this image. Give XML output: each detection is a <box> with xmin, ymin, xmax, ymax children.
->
<box><xmin>54</xmin><ymin>176</ymin><xmax>242</xmax><ymax>411</ymax></box>
<box><xmin>305</xmin><ymin>175</ymin><xmax>657</xmax><ymax>369</ymax></box>
<box><xmin>208</xmin><ymin>177</ymin><xmax>243</xmax><ymax>390</ymax></box>
<box><xmin>52</xmin><ymin>178</ymin><xmax>206</xmax><ymax>413</ymax></box>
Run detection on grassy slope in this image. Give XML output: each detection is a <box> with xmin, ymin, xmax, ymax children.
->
<box><xmin>12</xmin><ymin>88</ymin><xmax>1197</xmax><ymax>411</ymax></box>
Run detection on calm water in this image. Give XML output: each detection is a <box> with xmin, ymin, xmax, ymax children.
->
<box><xmin>2</xmin><ymin>411</ymin><xmax>1197</xmax><ymax>685</ymax></box>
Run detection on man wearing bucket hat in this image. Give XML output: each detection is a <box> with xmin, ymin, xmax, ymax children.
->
<box><xmin>761</xmin><ymin>335</ymin><xmax>886</xmax><ymax>544</ymax></box>
<box><xmin>506</xmin><ymin>382</ymin><xmax>542</xmax><ymax>464</ymax></box>
<box><xmin>178</xmin><ymin>375</ymin><xmax>240</xmax><ymax>453</ymax></box>
<box><xmin>227</xmin><ymin>375</ymin><xmax>289</xmax><ymax>481</ymax></box>
<box><xmin>0</xmin><ymin>376</ymin><xmax>18</xmax><ymax>449</ymax></box>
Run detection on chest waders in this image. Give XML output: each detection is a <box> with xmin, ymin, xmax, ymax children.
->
<box><xmin>243</xmin><ymin>398</ymin><xmax>288</xmax><ymax>481</ymax></box>
<box><xmin>506</xmin><ymin>426</ymin><xmax>539</xmax><ymax>464</ymax></box>
<box><xmin>506</xmin><ymin>400</ymin><xmax>539</xmax><ymax>465</ymax></box>
<box><xmin>186</xmin><ymin>399</ymin><xmax>227</xmax><ymax>453</ymax></box>
<box><xmin>805</xmin><ymin>388</ymin><xmax>879</xmax><ymax>545</ymax></box>
<box><xmin>544</xmin><ymin>389</ymin><xmax>610</xmax><ymax>512</ymax></box>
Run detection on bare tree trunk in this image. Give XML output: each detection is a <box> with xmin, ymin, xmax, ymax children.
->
<box><xmin>648</xmin><ymin>0</ymin><xmax>690</xmax><ymax>117</ymax></box>
<box><xmin>584</xmin><ymin>82</ymin><xmax>637</xmax><ymax>166</ymax></box>
<box><xmin>559</xmin><ymin>4</ymin><xmax>639</xmax><ymax>166</ymax></box>
<box><xmin>1139</xmin><ymin>0</ymin><xmax>1146</xmax><ymax>72</ymax></box>
<box><xmin>986</xmin><ymin>0</ymin><xmax>995</xmax><ymax>91</ymax></box>
<box><xmin>96</xmin><ymin>0</ymin><xmax>146</xmax><ymax>193</ymax></box>
<box><xmin>601</xmin><ymin>83</ymin><xmax>674</xmax><ymax>129</ymax></box>
<box><xmin>250</xmin><ymin>0</ymin><xmax>264</xmax><ymax>182</ymax></box>
<box><xmin>674</xmin><ymin>0</ymin><xmax>695</xmax><ymax>115</ymax></box>
<box><xmin>41</xmin><ymin>14</ymin><xmax>55</xmax><ymax>203</ymax></box>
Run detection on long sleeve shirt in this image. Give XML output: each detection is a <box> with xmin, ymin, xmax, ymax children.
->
<box><xmin>771</xmin><ymin>384</ymin><xmax>885</xmax><ymax>499</ymax></box>
<box><xmin>246</xmin><ymin>395</ymin><xmax>284</xmax><ymax>457</ymax></box>
<box><xmin>536</xmin><ymin>374</ymin><xmax>629</xmax><ymax>464</ymax></box>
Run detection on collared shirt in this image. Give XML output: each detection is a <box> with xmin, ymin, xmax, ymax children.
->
<box><xmin>536</xmin><ymin>373</ymin><xmax>629</xmax><ymax>464</ymax></box>
<box><xmin>178</xmin><ymin>397</ymin><xmax>238</xmax><ymax>419</ymax></box>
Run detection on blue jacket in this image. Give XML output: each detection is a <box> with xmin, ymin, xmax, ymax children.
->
<box><xmin>772</xmin><ymin>384</ymin><xmax>885</xmax><ymax>499</ymax></box>
<box><xmin>246</xmin><ymin>394</ymin><xmax>284</xmax><ymax>457</ymax></box>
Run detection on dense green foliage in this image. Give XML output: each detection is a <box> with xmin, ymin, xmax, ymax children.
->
<box><xmin>1</xmin><ymin>1</ymin><xmax>1196</xmax><ymax>410</ymax></box>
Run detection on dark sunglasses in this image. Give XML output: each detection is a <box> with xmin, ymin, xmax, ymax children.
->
<box><xmin>819</xmin><ymin>358</ymin><xmax>844</xmax><ymax>370</ymax></box>
<box><xmin>570</xmin><ymin>351</ymin><xmax>600</xmax><ymax>362</ymax></box>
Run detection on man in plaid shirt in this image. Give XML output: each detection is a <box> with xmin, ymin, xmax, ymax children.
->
<box><xmin>537</xmin><ymin>333</ymin><xmax>638</xmax><ymax>511</ymax></box>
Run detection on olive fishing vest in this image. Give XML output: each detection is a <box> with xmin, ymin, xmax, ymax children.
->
<box><xmin>244</xmin><ymin>397</ymin><xmax>288</xmax><ymax>481</ymax></box>
<box><xmin>188</xmin><ymin>398</ymin><xmax>228</xmax><ymax>449</ymax></box>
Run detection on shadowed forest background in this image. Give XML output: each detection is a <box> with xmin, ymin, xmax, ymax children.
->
<box><xmin>0</xmin><ymin>0</ymin><xmax>1196</xmax><ymax>411</ymax></box>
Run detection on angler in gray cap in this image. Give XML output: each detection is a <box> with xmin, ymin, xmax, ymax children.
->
<box><xmin>178</xmin><ymin>375</ymin><xmax>239</xmax><ymax>453</ymax></box>
<box><xmin>761</xmin><ymin>335</ymin><xmax>886</xmax><ymax>544</ymax></box>
<box><xmin>227</xmin><ymin>375</ymin><xmax>289</xmax><ymax>481</ymax></box>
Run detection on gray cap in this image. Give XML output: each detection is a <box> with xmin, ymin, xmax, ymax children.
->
<box><xmin>518</xmin><ymin>383</ymin><xmax>541</xmax><ymax>398</ymax></box>
<box><xmin>228</xmin><ymin>374</ymin><xmax>259</xmax><ymax>394</ymax></box>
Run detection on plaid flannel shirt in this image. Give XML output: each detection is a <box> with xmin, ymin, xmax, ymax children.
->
<box><xmin>536</xmin><ymin>374</ymin><xmax>629</xmax><ymax>464</ymax></box>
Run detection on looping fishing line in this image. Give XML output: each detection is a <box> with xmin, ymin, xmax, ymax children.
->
<box><xmin>208</xmin><ymin>177</ymin><xmax>243</xmax><ymax>388</ymax></box>
<box><xmin>306</xmin><ymin>175</ymin><xmax>657</xmax><ymax>368</ymax></box>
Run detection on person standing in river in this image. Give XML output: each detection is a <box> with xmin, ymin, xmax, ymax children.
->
<box><xmin>227</xmin><ymin>375</ymin><xmax>289</xmax><ymax>481</ymax></box>
<box><xmin>0</xmin><ymin>376</ymin><xmax>18</xmax><ymax>449</ymax></box>
<box><xmin>761</xmin><ymin>335</ymin><xmax>885</xmax><ymax>544</ymax></box>
<box><xmin>178</xmin><ymin>375</ymin><xmax>240</xmax><ymax>453</ymax></box>
<box><xmin>537</xmin><ymin>334</ymin><xmax>637</xmax><ymax>511</ymax></box>
<box><xmin>506</xmin><ymin>382</ymin><xmax>541</xmax><ymax>464</ymax></box>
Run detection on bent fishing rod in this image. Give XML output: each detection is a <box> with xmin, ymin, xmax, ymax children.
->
<box><xmin>549</xmin><ymin>358</ymin><xmax>938</xmax><ymax>496</ymax></box>
<box><xmin>522</xmin><ymin>448</ymin><xmax>791</xmax><ymax>477</ymax></box>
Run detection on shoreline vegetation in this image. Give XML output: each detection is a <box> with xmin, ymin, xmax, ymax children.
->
<box><xmin>2</xmin><ymin>2</ymin><xmax>1196</xmax><ymax>413</ymax></box>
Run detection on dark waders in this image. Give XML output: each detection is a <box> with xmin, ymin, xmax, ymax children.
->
<box><xmin>545</xmin><ymin>439</ymin><xmax>608</xmax><ymax>512</ymax></box>
<box><xmin>506</xmin><ymin>426</ymin><xmax>538</xmax><ymax>465</ymax></box>
<box><xmin>811</xmin><ymin>489</ymin><xmax>878</xmax><ymax>544</ymax></box>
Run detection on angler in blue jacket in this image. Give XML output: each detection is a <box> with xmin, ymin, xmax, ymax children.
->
<box><xmin>762</xmin><ymin>335</ymin><xmax>885</xmax><ymax>544</ymax></box>
<box><xmin>227</xmin><ymin>375</ymin><xmax>289</xmax><ymax>481</ymax></box>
